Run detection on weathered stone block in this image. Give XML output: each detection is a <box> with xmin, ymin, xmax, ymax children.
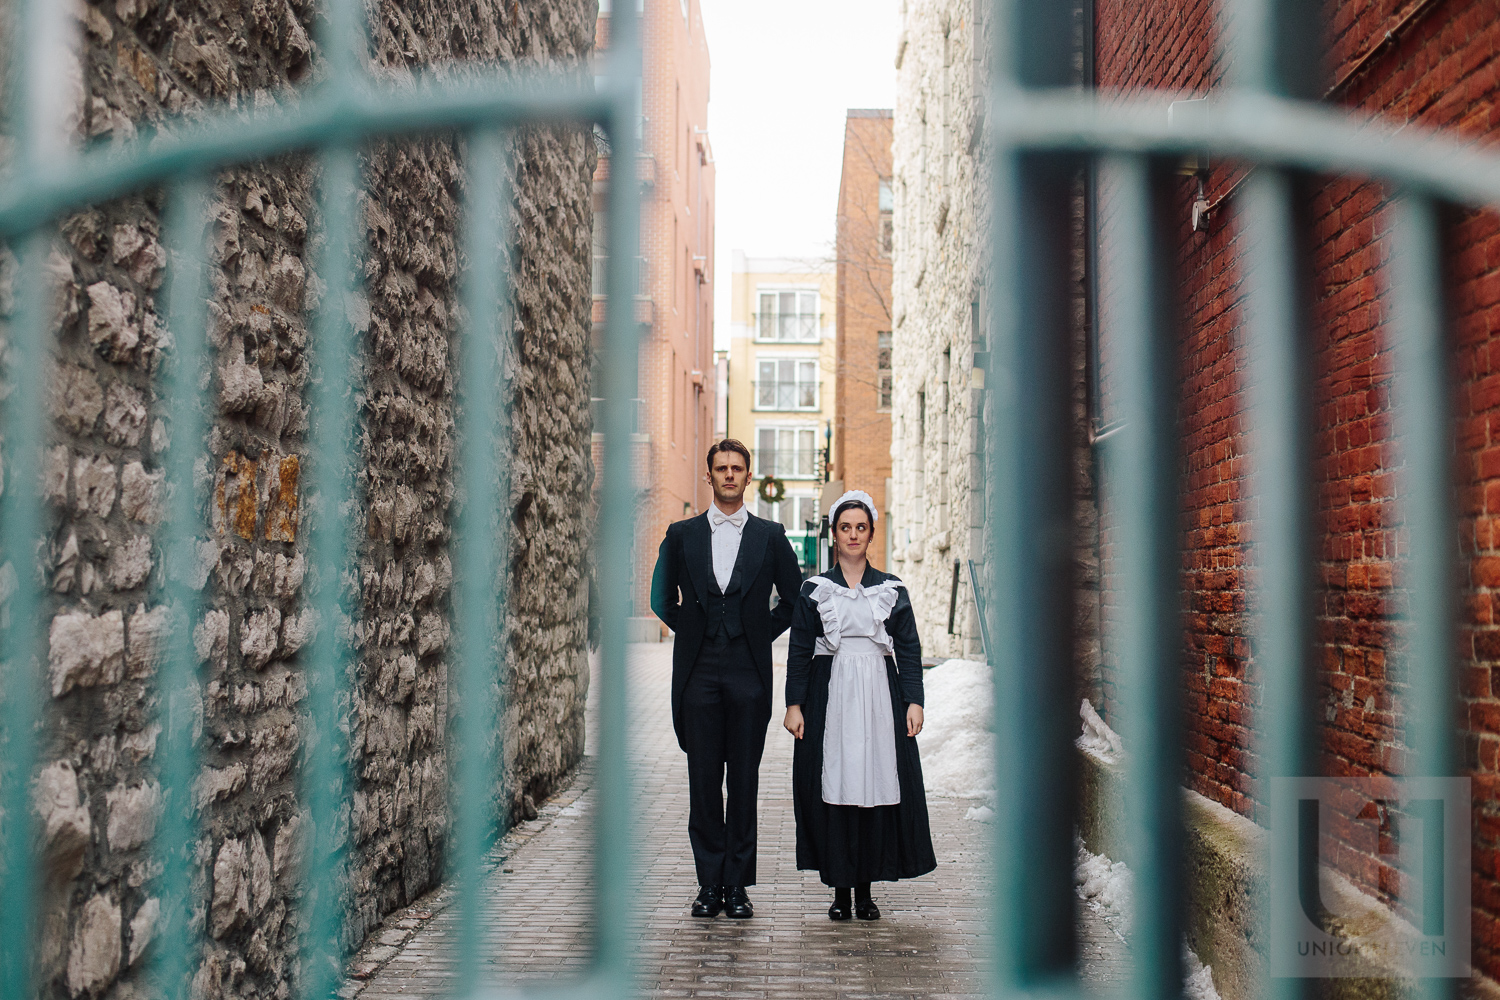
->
<box><xmin>33</xmin><ymin>761</ymin><xmax>91</xmax><ymax>884</ymax></box>
<box><xmin>72</xmin><ymin>455</ymin><xmax>117</xmax><ymax>519</ymax></box>
<box><xmin>50</xmin><ymin>365</ymin><xmax>104</xmax><ymax>435</ymax></box>
<box><xmin>49</xmin><ymin>609</ymin><xmax>126</xmax><ymax>697</ymax></box>
<box><xmin>125</xmin><ymin>605</ymin><xmax>170</xmax><ymax>678</ymax></box>
<box><xmin>194</xmin><ymin>609</ymin><xmax>230</xmax><ymax>668</ymax></box>
<box><xmin>240</xmin><ymin>607</ymin><xmax>282</xmax><ymax>670</ymax></box>
<box><xmin>86</xmin><ymin>281</ymin><xmax>140</xmax><ymax>359</ymax></box>
<box><xmin>105</xmin><ymin>781</ymin><xmax>162</xmax><ymax>853</ymax></box>
<box><xmin>66</xmin><ymin>894</ymin><xmax>121</xmax><ymax>996</ymax></box>
<box><xmin>107</xmin><ymin>535</ymin><xmax>153</xmax><ymax>590</ymax></box>
<box><xmin>119</xmin><ymin>461</ymin><xmax>163</xmax><ymax>523</ymax></box>
<box><xmin>210</xmin><ymin>838</ymin><xmax>249</xmax><ymax>939</ymax></box>
<box><xmin>102</xmin><ymin>382</ymin><xmax>147</xmax><ymax>447</ymax></box>
<box><xmin>126</xmin><ymin>897</ymin><xmax>158</xmax><ymax>968</ymax></box>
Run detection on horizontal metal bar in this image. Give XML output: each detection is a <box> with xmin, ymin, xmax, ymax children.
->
<box><xmin>989</xmin><ymin>88</ymin><xmax>1500</xmax><ymax>211</ymax></box>
<box><xmin>0</xmin><ymin>73</ymin><xmax>616</xmax><ymax>238</ymax></box>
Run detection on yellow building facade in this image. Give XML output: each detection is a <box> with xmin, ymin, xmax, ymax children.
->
<box><xmin>726</xmin><ymin>252</ymin><xmax>837</xmax><ymax>573</ymax></box>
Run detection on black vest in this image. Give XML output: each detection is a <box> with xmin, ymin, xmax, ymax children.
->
<box><xmin>703</xmin><ymin>573</ymin><xmax>745</xmax><ymax>639</ymax></box>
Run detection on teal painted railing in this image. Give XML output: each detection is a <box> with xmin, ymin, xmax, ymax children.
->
<box><xmin>0</xmin><ymin>1</ymin><xmax>640</xmax><ymax>999</ymax></box>
<box><xmin>0</xmin><ymin>0</ymin><xmax>1494</xmax><ymax>997</ymax></box>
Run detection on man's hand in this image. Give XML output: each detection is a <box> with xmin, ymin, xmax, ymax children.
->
<box><xmin>906</xmin><ymin>703</ymin><xmax>924</xmax><ymax>738</ymax></box>
<box><xmin>784</xmin><ymin>704</ymin><xmax>805</xmax><ymax>740</ymax></box>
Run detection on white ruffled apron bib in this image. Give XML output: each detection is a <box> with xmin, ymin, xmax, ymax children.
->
<box><xmin>809</xmin><ymin>577</ymin><xmax>902</xmax><ymax>807</ymax></box>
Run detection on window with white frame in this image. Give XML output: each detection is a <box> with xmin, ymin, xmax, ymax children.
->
<box><xmin>757</xmin><ymin>492</ymin><xmax>819</xmax><ymax>533</ymax></box>
<box><xmin>756</xmin><ymin>290</ymin><xmax>819</xmax><ymax>342</ymax></box>
<box><xmin>756</xmin><ymin>426</ymin><xmax>819</xmax><ymax>479</ymax></box>
<box><xmin>755</xmin><ymin>357</ymin><xmax>819</xmax><ymax>410</ymax></box>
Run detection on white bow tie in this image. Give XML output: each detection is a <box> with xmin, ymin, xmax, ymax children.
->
<box><xmin>711</xmin><ymin>508</ymin><xmax>747</xmax><ymax>530</ymax></box>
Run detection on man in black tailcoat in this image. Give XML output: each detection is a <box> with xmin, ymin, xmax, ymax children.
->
<box><xmin>650</xmin><ymin>438</ymin><xmax>803</xmax><ymax>919</ymax></box>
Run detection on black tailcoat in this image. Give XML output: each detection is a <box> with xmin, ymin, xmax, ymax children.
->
<box><xmin>650</xmin><ymin>510</ymin><xmax>803</xmax><ymax>750</ymax></box>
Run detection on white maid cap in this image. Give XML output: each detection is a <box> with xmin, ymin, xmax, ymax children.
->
<box><xmin>828</xmin><ymin>489</ymin><xmax>878</xmax><ymax>525</ymax></box>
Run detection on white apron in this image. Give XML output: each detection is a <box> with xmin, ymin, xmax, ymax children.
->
<box><xmin>809</xmin><ymin>578</ymin><xmax>903</xmax><ymax>808</ymax></box>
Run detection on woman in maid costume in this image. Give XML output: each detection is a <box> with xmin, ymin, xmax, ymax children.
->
<box><xmin>782</xmin><ymin>490</ymin><xmax>937</xmax><ymax>920</ymax></box>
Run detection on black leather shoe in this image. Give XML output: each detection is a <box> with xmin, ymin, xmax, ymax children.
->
<box><xmin>828</xmin><ymin>899</ymin><xmax>852</xmax><ymax>921</ymax></box>
<box><xmin>691</xmin><ymin>885</ymin><xmax>723</xmax><ymax>918</ymax></box>
<box><xmin>724</xmin><ymin>886</ymin><xmax>753</xmax><ymax>919</ymax></box>
<box><xmin>855</xmin><ymin>897</ymin><xmax>881</xmax><ymax>920</ymax></box>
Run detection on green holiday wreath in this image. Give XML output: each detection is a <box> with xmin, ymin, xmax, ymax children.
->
<box><xmin>757</xmin><ymin>475</ymin><xmax>786</xmax><ymax>504</ymax></box>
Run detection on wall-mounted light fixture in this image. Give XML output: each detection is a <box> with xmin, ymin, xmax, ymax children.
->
<box><xmin>1168</xmin><ymin>98</ymin><xmax>1213</xmax><ymax>232</ymax></box>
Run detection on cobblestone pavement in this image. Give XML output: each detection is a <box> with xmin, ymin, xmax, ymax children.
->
<box><xmin>347</xmin><ymin>641</ymin><xmax>1128</xmax><ymax>998</ymax></box>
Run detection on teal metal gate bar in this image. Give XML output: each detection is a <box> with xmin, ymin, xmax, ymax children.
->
<box><xmin>2</xmin><ymin>0</ymin><xmax>1497</xmax><ymax>997</ymax></box>
<box><xmin>0</xmin><ymin>1</ymin><xmax>640</xmax><ymax>998</ymax></box>
<box><xmin>986</xmin><ymin>1</ymin><xmax>1484</xmax><ymax>998</ymax></box>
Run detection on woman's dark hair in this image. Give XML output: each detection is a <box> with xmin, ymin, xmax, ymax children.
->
<box><xmin>706</xmin><ymin>438</ymin><xmax>752</xmax><ymax>472</ymax></box>
<box><xmin>833</xmin><ymin>499</ymin><xmax>874</xmax><ymax>529</ymax></box>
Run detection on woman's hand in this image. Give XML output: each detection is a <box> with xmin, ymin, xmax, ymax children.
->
<box><xmin>784</xmin><ymin>704</ymin><xmax>805</xmax><ymax>740</ymax></box>
<box><xmin>906</xmin><ymin>704</ymin><xmax>924</xmax><ymax>738</ymax></box>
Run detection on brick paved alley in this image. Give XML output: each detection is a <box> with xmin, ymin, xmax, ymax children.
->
<box><xmin>347</xmin><ymin>641</ymin><xmax>1126</xmax><ymax>998</ymax></box>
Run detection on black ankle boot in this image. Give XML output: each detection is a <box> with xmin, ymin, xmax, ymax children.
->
<box><xmin>829</xmin><ymin>887</ymin><xmax>852</xmax><ymax>921</ymax></box>
<box><xmin>854</xmin><ymin>882</ymin><xmax>880</xmax><ymax>920</ymax></box>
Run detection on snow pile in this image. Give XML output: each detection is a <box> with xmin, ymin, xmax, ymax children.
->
<box><xmin>1074</xmin><ymin>841</ymin><xmax>1223</xmax><ymax>1000</ymax></box>
<box><xmin>919</xmin><ymin>659</ymin><xmax>995</xmax><ymax>799</ymax></box>
<box><xmin>1183</xmin><ymin>944</ymin><xmax>1222</xmax><ymax>1000</ymax></box>
<box><xmin>1075</xmin><ymin>840</ymin><xmax>1133</xmax><ymax>937</ymax></box>
<box><xmin>1077</xmin><ymin>698</ymin><xmax>1125</xmax><ymax>764</ymax></box>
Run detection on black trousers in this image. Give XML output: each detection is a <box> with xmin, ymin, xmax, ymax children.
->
<box><xmin>682</xmin><ymin>633</ymin><xmax>769</xmax><ymax>887</ymax></box>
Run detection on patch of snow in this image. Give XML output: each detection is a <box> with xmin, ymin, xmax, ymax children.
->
<box><xmin>1075</xmin><ymin>840</ymin><xmax>1133</xmax><ymax>939</ymax></box>
<box><xmin>1077</xmin><ymin>698</ymin><xmax>1125</xmax><ymax>764</ymax></box>
<box><xmin>1183</xmin><ymin>943</ymin><xmax>1222</xmax><ymax>1000</ymax></box>
<box><xmin>963</xmin><ymin>805</ymin><xmax>994</xmax><ymax>824</ymax></box>
<box><xmin>919</xmin><ymin>658</ymin><xmax>995</xmax><ymax>800</ymax></box>
<box><xmin>1073</xmin><ymin>839</ymin><xmax>1222</xmax><ymax>999</ymax></box>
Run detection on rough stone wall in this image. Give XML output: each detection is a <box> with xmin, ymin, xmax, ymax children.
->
<box><xmin>1</xmin><ymin>1</ymin><xmax>596</xmax><ymax>998</ymax></box>
<box><xmin>890</xmin><ymin>0</ymin><xmax>987</xmax><ymax>661</ymax></box>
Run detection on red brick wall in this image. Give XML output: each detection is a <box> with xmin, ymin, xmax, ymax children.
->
<box><xmin>1095</xmin><ymin>0</ymin><xmax>1500</xmax><ymax>975</ymax></box>
<box><xmin>595</xmin><ymin>0</ymin><xmax>716</xmax><ymax>620</ymax></box>
<box><xmin>834</xmin><ymin>111</ymin><xmax>895</xmax><ymax>569</ymax></box>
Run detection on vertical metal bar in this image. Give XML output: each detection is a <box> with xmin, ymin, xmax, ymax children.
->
<box><xmin>152</xmin><ymin>176</ymin><xmax>213</xmax><ymax>1000</ymax></box>
<box><xmin>594</xmin><ymin>0</ymin><xmax>642</xmax><ymax>989</ymax></box>
<box><xmin>0</xmin><ymin>0</ymin><xmax>73</xmax><ymax>991</ymax></box>
<box><xmin>1231</xmin><ymin>4</ymin><xmax>1325</xmax><ymax>998</ymax></box>
<box><xmin>1105</xmin><ymin>154</ymin><xmax>1184</xmax><ymax>1000</ymax></box>
<box><xmin>1242</xmin><ymin>166</ymin><xmax>1319</xmax><ymax>1000</ymax></box>
<box><xmin>1390</xmin><ymin>194</ymin><xmax>1456</xmax><ymax>781</ymax></box>
<box><xmin>452</xmin><ymin>128</ymin><xmax>510</xmax><ymax>997</ymax></box>
<box><xmin>0</xmin><ymin>228</ymin><xmax>50</xmax><ymax>1000</ymax></box>
<box><xmin>989</xmin><ymin>5</ymin><xmax>1079</xmax><ymax>992</ymax></box>
<box><xmin>300</xmin><ymin>144</ymin><xmax>362</xmax><ymax>1000</ymax></box>
<box><xmin>1389</xmin><ymin>193</ymin><xmax>1457</xmax><ymax>999</ymax></box>
<box><xmin>1227</xmin><ymin>0</ymin><xmax>1324</xmax><ymax>100</ymax></box>
<box><xmin>987</xmin><ymin>143</ymin><xmax>1079</xmax><ymax>995</ymax></box>
<box><xmin>320</xmin><ymin>0</ymin><xmax>367</xmax><ymax>92</ymax></box>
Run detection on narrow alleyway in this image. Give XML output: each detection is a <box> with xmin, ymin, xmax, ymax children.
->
<box><xmin>345</xmin><ymin>642</ymin><xmax>1126</xmax><ymax>998</ymax></box>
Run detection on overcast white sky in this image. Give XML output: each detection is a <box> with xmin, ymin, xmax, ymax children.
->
<box><xmin>697</xmin><ymin>0</ymin><xmax>900</xmax><ymax>348</ymax></box>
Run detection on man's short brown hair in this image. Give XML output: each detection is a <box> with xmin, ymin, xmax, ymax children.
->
<box><xmin>706</xmin><ymin>438</ymin><xmax>752</xmax><ymax>473</ymax></box>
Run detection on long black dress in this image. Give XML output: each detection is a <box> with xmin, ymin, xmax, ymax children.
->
<box><xmin>785</xmin><ymin>563</ymin><xmax>938</xmax><ymax>887</ymax></box>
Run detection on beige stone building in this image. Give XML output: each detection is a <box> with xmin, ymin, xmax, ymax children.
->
<box><xmin>888</xmin><ymin>0</ymin><xmax>987</xmax><ymax>660</ymax></box>
<box><xmin>725</xmin><ymin>252</ymin><xmax>836</xmax><ymax>574</ymax></box>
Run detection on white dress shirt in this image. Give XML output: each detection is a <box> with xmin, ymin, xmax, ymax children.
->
<box><xmin>708</xmin><ymin>502</ymin><xmax>748</xmax><ymax>593</ymax></box>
